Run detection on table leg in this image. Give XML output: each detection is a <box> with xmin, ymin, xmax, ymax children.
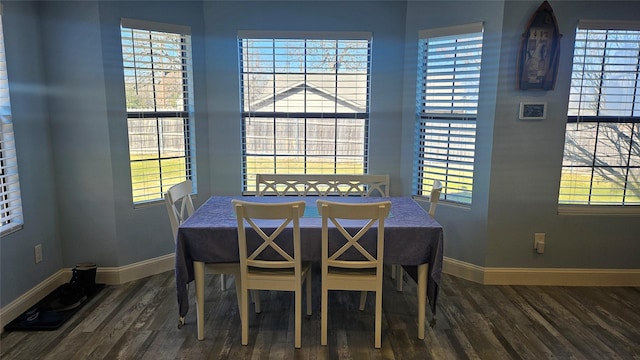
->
<box><xmin>194</xmin><ymin>261</ymin><xmax>205</xmax><ymax>340</ymax></box>
<box><xmin>417</xmin><ymin>263</ymin><xmax>428</xmax><ymax>340</ymax></box>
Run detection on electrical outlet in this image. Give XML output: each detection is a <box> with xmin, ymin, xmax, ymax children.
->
<box><xmin>534</xmin><ymin>233</ymin><xmax>545</xmax><ymax>253</ymax></box>
<box><xmin>34</xmin><ymin>244</ymin><xmax>43</xmax><ymax>263</ymax></box>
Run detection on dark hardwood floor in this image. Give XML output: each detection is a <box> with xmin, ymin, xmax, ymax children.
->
<box><xmin>2</xmin><ymin>268</ymin><xmax>639</xmax><ymax>359</ymax></box>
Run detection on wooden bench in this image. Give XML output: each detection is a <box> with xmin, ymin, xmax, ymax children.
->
<box><xmin>255</xmin><ymin>174</ymin><xmax>390</xmax><ymax>197</ymax></box>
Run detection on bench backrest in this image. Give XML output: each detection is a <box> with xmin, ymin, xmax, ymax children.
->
<box><xmin>256</xmin><ymin>174</ymin><xmax>390</xmax><ymax>197</ymax></box>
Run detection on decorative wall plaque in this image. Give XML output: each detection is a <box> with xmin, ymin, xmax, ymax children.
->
<box><xmin>517</xmin><ymin>1</ymin><xmax>561</xmax><ymax>90</ymax></box>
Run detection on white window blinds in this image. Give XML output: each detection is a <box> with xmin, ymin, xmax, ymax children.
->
<box><xmin>238</xmin><ymin>32</ymin><xmax>372</xmax><ymax>192</ymax></box>
<box><xmin>414</xmin><ymin>23</ymin><xmax>483</xmax><ymax>205</ymax></box>
<box><xmin>559</xmin><ymin>22</ymin><xmax>640</xmax><ymax>206</ymax></box>
<box><xmin>121</xmin><ymin>19</ymin><xmax>195</xmax><ymax>204</ymax></box>
<box><xmin>0</xmin><ymin>13</ymin><xmax>24</xmax><ymax>235</ymax></box>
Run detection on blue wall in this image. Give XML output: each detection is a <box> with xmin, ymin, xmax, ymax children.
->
<box><xmin>1</xmin><ymin>0</ymin><xmax>639</xmax><ymax>309</ymax></box>
<box><xmin>401</xmin><ymin>0</ymin><xmax>505</xmax><ymax>267</ymax></box>
<box><xmin>0</xmin><ymin>1</ymin><xmax>62</xmax><ymax>308</ymax></box>
<box><xmin>487</xmin><ymin>1</ymin><xmax>640</xmax><ymax>268</ymax></box>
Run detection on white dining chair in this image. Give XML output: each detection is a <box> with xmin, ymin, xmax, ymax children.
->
<box><xmin>394</xmin><ymin>179</ymin><xmax>443</xmax><ymax>291</ymax></box>
<box><xmin>256</xmin><ymin>173</ymin><xmax>389</xmax><ymax>309</ymax></box>
<box><xmin>165</xmin><ymin>180</ymin><xmax>242</xmax><ymax>338</ymax></box>
<box><xmin>232</xmin><ymin>199</ymin><xmax>312</xmax><ymax>348</ymax></box>
<box><xmin>317</xmin><ymin>199</ymin><xmax>391</xmax><ymax>349</ymax></box>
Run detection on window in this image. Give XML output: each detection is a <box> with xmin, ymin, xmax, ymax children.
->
<box><xmin>559</xmin><ymin>21</ymin><xmax>640</xmax><ymax>207</ymax></box>
<box><xmin>413</xmin><ymin>23</ymin><xmax>484</xmax><ymax>205</ymax></box>
<box><xmin>238</xmin><ymin>31</ymin><xmax>371</xmax><ymax>192</ymax></box>
<box><xmin>120</xmin><ymin>19</ymin><xmax>195</xmax><ymax>204</ymax></box>
<box><xmin>0</xmin><ymin>12</ymin><xmax>23</xmax><ymax>235</ymax></box>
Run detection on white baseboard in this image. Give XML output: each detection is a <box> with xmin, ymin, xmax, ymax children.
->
<box><xmin>4</xmin><ymin>255</ymin><xmax>637</xmax><ymax>330</ymax></box>
<box><xmin>442</xmin><ymin>257</ymin><xmax>486</xmax><ymax>283</ymax></box>
<box><xmin>95</xmin><ymin>254</ymin><xmax>174</xmax><ymax>285</ymax></box>
<box><xmin>443</xmin><ymin>256</ymin><xmax>640</xmax><ymax>286</ymax></box>
<box><xmin>0</xmin><ymin>254</ymin><xmax>175</xmax><ymax>330</ymax></box>
<box><xmin>0</xmin><ymin>269</ymin><xmax>67</xmax><ymax>330</ymax></box>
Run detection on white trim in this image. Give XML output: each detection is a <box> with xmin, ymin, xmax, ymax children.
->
<box><xmin>120</xmin><ymin>18</ymin><xmax>190</xmax><ymax>35</ymax></box>
<box><xmin>484</xmin><ymin>267</ymin><xmax>640</xmax><ymax>286</ymax></box>
<box><xmin>443</xmin><ymin>257</ymin><xmax>640</xmax><ymax>286</ymax></box>
<box><xmin>96</xmin><ymin>254</ymin><xmax>175</xmax><ymax>285</ymax></box>
<box><xmin>412</xmin><ymin>195</ymin><xmax>472</xmax><ymax>211</ymax></box>
<box><xmin>443</xmin><ymin>256</ymin><xmax>485</xmax><ymax>284</ymax></box>
<box><xmin>0</xmin><ymin>270</ymin><xmax>67</xmax><ymax>330</ymax></box>
<box><xmin>237</xmin><ymin>30</ymin><xmax>371</xmax><ymax>40</ymax></box>
<box><xmin>419</xmin><ymin>22</ymin><xmax>484</xmax><ymax>39</ymax></box>
<box><xmin>578</xmin><ymin>19</ymin><xmax>640</xmax><ymax>31</ymax></box>
<box><xmin>0</xmin><ymin>254</ymin><xmax>175</xmax><ymax>331</ymax></box>
<box><xmin>4</xmin><ymin>255</ymin><xmax>637</xmax><ymax>330</ymax></box>
<box><xmin>558</xmin><ymin>205</ymin><xmax>640</xmax><ymax>216</ymax></box>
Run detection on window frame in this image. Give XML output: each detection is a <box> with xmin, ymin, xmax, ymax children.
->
<box><xmin>237</xmin><ymin>31</ymin><xmax>373</xmax><ymax>194</ymax></box>
<box><xmin>120</xmin><ymin>18</ymin><xmax>196</xmax><ymax>205</ymax></box>
<box><xmin>0</xmin><ymin>10</ymin><xmax>24</xmax><ymax>236</ymax></box>
<box><xmin>558</xmin><ymin>20</ymin><xmax>640</xmax><ymax>214</ymax></box>
<box><xmin>413</xmin><ymin>23</ymin><xmax>484</xmax><ymax>206</ymax></box>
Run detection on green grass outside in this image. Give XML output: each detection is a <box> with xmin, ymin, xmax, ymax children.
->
<box><xmin>129</xmin><ymin>155</ymin><xmax>637</xmax><ymax>205</ymax></box>
<box><xmin>130</xmin><ymin>155</ymin><xmax>187</xmax><ymax>203</ymax></box>
<box><xmin>559</xmin><ymin>172</ymin><xmax>640</xmax><ymax>204</ymax></box>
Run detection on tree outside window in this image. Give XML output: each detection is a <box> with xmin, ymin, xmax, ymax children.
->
<box><xmin>560</xmin><ymin>24</ymin><xmax>640</xmax><ymax>206</ymax></box>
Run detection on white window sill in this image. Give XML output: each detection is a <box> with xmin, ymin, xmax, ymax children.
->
<box><xmin>558</xmin><ymin>205</ymin><xmax>640</xmax><ymax>216</ymax></box>
<box><xmin>1</xmin><ymin>223</ymin><xmax>24</xmax><ymax>237</ymax></box>
<box><xmin>412</xmin><ymin>195</ymin><xmax>471</xmax><ymax>211</ymax></box>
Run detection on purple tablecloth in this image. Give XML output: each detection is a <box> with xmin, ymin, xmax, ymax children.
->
<box><xmin>175</xmin><ymin>196</ymin><xmax>443</xmax><ymax>318</ymax></box>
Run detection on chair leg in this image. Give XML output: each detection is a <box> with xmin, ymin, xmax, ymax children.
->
<box><xmin>220</xmin><ymin>274</ymin><xmax>226</xmax><ymax>291</ymax></box>
<box><xmin>241</xmin><ymin>284</ymin><xmax>249</xmax><ymax>345</ymax></box>
<box><xmin>233</xmin><ymin>273</ymin><xmax>242</xmax><ymax>320</ymax></box>
<box><xmin>321</xmin><ymin>281</ymin><xmax>328</xmax><ymax>346</ymax></box>
<box><xmin>233</xmin><ymin>276</ymin><xmax>260</xmax><ymax>317</ymax></box>
<box><xmin>396</xmin><ymin>267</ymin><xmax>403</xmax><ymax>292</ymax></box>
<box><xmin>194</xmin><ymin>261</ymin><xmax>206</xmax><ymax>341</ymax></box>
<box><xmin>295</xmin><ymin>285</ymin><xmax>302</xmax><ymax>348</ymax></box>
<box><xmin>391</xmin><ymin>264</ymin><xmax>397</xmax><ymax>279</ymax></box>
<box><xmin>359</xmin><ymin>291</ymin><xmax>367</xmax><ymax>311</ymax></box>
<box><xmin>375</xmin><ymin>289</ymin><xmax>382</xmax><ymax>349</ymax></box>
<box><xmin>253</xmin><ymin>290</ymin><xmax>261</xmax><ymax>313</ymax></box>
<box><xmin>306</xmin><ymin>271</ymin><xmax>312</xmax><ymax>316</ymax></box>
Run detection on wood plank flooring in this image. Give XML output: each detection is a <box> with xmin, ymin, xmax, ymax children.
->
<box><xmin>2</xmin><ymin>268</ymin><xmax>639</xmax><ymax>359</ymax></box>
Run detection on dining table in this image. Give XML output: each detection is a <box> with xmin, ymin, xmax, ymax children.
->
<box><xmin>175</xmin><ymin>195</ymin><xmax>444</xmax><ymax>340</ymax></box>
